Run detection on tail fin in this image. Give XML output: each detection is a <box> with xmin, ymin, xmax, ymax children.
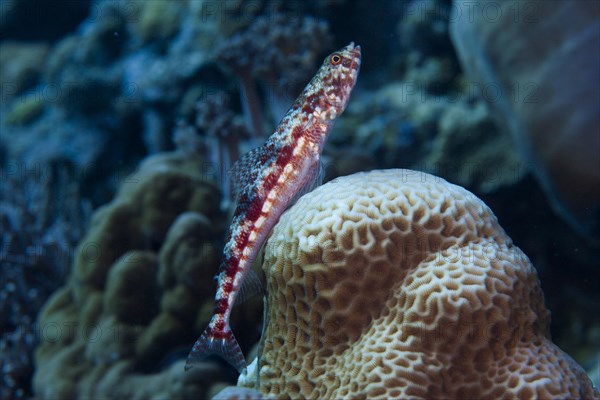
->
<box><xmin>185</xmin><ymin>324</ymin><xmax>246</xmax><ymax>373</ymax></box>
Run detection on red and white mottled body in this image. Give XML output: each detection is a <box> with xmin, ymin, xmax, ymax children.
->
<box><xmin>186</xmin><ymin>43</ymin><xmax>361</xmax><ymax>373</ymax></box>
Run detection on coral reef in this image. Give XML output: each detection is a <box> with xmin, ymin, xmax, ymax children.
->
<box><xmin>424</xmin><ymin>98</ymin><xmax>525</xmax><ymax>193</ymax></box>
<box><xmin>327</xmin><ymin>2</ymin><xmax>523</xmax><ymax>193</ymax></box>
<box><xmin>0</xmin><ymin>0</ymin><xmax>595</xmax><ymax>397</ymax></box>
<box><xmin>0</xmin><ymin>0</ymin><xmax>242</xmax><ymax>206</ymax></box>
<box><xmin>394</xmin><ymin>0</ymin><xmax>460</xmax><ymax>92</ymax></box>
<box><xmin>2</xmin><ymin>3</ymin><xmax>340</xmax><ymax>397</ymax></box>
<box><xmin>32</xmin><ymin>152</ymin><xmax>262</xmax><ymax>399</ymax></box>
<box><xmin>0</xmin><ymin>41</ymin><xmax>49</xmax><ymax>106</ymax></box>
<box><xmin>245</xmin><ymin>169</ymin><xmax>598</xmax><ymax>399</ymax></box>
<box><xmin>1</xmin><ymin>164</ymin><xmax>91</xmax><ymax>399</ymax></box>
<box><xmin>333</xmin><ymin>82</ymin><xmax>523</xmax><ymax>194</ymax></box>
<box><xmin>450</xmin><ymin>0</ymin><xmax>600</xmax><ymax>234</ymax></box>
<box><xmin>3</xmin><ymin>93</ymin><xmax>45</xmax><ymax>126</ymax></box>
<box><xmin>173</xmin><ymin>92</ymin><xmax>251</xmax><ymax>202</ymax></box>
<box><xmin>214</xmin><ymin>12</ymin><xmax>332</xmax><ymax>136</ymax></box>
<box><xmin>130</xmin><ymin>0</ymin><xmax>183</xmax><ymax>43</ymax></box>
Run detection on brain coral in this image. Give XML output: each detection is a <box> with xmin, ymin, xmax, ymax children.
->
<box><xmin>248</xmin><ymin>169</ymin><xmax>598</xmax><ymax>399</ymax></box>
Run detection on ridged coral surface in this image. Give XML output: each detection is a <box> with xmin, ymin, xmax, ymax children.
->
<box><xmin>253</xmin><ymin>169</ymin><xmax>598</xmax><ymax>399</ymax></box>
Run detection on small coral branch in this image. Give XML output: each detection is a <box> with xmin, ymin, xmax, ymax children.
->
<box><xmin>215</xmin><ymin>35</ymin><xmax>265</xmax><ymax>143</ymax></box>
<box><xmin>173</xmin><ymin>92</ymin><xmax>250</xmax><ymax>204</ymax></box>
<box><xmin>214</xmin><ymin>13</ymin><xmax>332</xmax><ymax>135</ymax></box>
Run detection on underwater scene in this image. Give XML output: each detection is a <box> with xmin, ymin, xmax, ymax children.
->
<box><xmin>1</xmin><ymin>0</ymin><xmax>599</xmax><ymax>399</ymax></box>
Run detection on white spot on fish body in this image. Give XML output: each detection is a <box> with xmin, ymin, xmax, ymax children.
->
<box><xmin>282</xmin><ymin>164</ymin><xmax>294</xmax><ymax>177</ymax></box>
<box><xmin>255</xmin><ymin>215</ymin><xmax>266</xmax><ymax>228</ymax></box>
<box><xmin>248</xmin><ymin>230</ymin><xmax>257</xmax><ymax>241</ymax></box>
<box><xmin>242</xmin><ymin>247</ymin><xmax>252</xmax><ymax>257</ymax></box>
<box><xmin>293</xmin><ymin>137</ymin><xmax>306</xmax><ymax>155</ymax></box>
<box><xmin>267</xmin><ymin>191</ymin><xmax>277</xmax><ymax>201</ymax></box>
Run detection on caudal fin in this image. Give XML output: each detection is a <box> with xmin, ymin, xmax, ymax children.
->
<box><xmin>185</xmin><ymin>325</ymin><xmax>246</xmax><ymax>373</ymax></box>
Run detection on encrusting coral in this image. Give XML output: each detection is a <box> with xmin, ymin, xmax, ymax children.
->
<box><xmin>33</xmin><ymin>152</ymin><xmax>262</xmax><ymax>399</ymax></box>
<box><xmin>242</xmin><ymin>169</ymin><xmax>598</xmax><ymax>399</ymax></box>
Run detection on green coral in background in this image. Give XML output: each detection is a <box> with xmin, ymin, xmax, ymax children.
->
<box><xmin>33</xmin><ymin>153</ymin><xmax>262</xmax><ymax>399</ymax></box>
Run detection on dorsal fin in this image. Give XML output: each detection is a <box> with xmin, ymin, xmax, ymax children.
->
<box><xmin>229</xmin><ymin>140</ymin><xmax>279</xmax><ymax>197</ymax></box>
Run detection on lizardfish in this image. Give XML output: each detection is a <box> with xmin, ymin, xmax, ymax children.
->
<box><xmin>186</xmin><ymin>42</ymin><xmax>361</xmax><ymax>373</ymax></box>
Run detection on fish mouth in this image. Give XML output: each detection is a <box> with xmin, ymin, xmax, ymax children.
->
<box><xmin>346</xmin><ymin>41</ymin><xmax>361</xmax><ymax>52</ymax></box>
<box><xmin>345</xmin><ymin>42</ymin><xmax>361</xmax><ymax>60</ymax></box>
<box><xmin>343</xmin><ymin>42</ymin><xmax>361</xmax><ymax>76</ymax></box>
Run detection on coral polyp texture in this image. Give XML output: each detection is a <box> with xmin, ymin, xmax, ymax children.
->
<box><xmin>248</xmin><ymin>169</ymin><xmax>598</xmax><ymax>399</ymax></box>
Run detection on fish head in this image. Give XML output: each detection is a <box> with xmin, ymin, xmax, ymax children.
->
<box><xmin>298</xmin><ymin>42</ymin><xmax>361</xmax><ymax>124</ymax></box>
<box><xmin>316</xmin><ymin>42</ymin><xmax>361</xmax><ymax>121</ymax></box>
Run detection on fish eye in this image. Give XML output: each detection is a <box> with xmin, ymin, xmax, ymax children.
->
<box><xmin>330</xmin><ymin>53</ymin><xmax>342</xmax><ymax>65</ymax></box>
